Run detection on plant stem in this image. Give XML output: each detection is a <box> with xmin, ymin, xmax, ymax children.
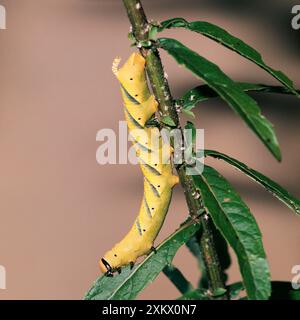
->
<box><xmin>122</xmin><ymin>0</ymin><xmax>227</xmax><ymax>298</ymax></box>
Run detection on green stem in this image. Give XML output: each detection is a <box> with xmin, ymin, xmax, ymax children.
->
<box><xmin>122</xmin><ymin>0</ymin><xmax>227</xmax><ymax>298</ymax></box>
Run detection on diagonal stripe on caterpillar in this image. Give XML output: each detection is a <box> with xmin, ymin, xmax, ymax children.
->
<box><xmin>99</xmin><ymin>53</ymin><xmax>179</xmax><ymax>276</ymax></box>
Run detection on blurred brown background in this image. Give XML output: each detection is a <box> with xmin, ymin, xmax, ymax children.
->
<box><xmin>0</xmin><ymin>0</ymin><xmax>299</xmax><ymax>299</ymax></box>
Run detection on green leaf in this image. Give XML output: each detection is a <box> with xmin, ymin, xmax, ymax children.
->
<box><xmin>204</xmin><ymin>149</ymin><xmax>300</xmax><ymax>215</ymax></box>
<box><xmin>139</xmin><ymin>40</ymin><xmax>152</xmax><ymax>48</ymax></box>
<box><xmin>177</xmin><ymin>287</ymin><xmax>227</xmax><ymax>300</ymax></box>
<box><xmin>184</xmin><ymin>121</ymin><xmax>196</xmax><ymax>159</ymax></box>
<box><xmin>84</xmin><ymin>219</ymin><xmax>201</xmax><ymax>300</ymax></box>
<box><xmin>227</xmin><ymin>282</ymin><xmax>245</xmax><ymax>299</ymax></box>
<box><xmin>177</xmin><ymin>288</ymin><xmax>211</xmax><ymax>300</ymax></box>
<box><xmin>163</xmin><ymin>264</ymin><xmax>194</xmax><ymax>294</ymax></box>
<box><xmin>159</xmin><ymin>18</ymin><xmax>188</xmax><ymax>30</ymax></box>
<box><xmin>181</xmin><ymin>82</ymin><xmax>300</xmax><ymax>111</ymax></box>
<box><xmin>182</xmin><ymin>108</ymin><xmax>195</xmax><ymax>119</ymax></box>
<box><xmin>192</xmin><ymin>165</ymin><xmax>271</xmax><ymax>300</ymax></box>
<box><xmin>148</xmin><ymin>24</ymin><xmax>159</xmax><ymax>41</ymax></box>
<box><xmin>128</xmin><ymin>32</ymin><xmax>135</xmax><ymax>42</ymax></box>
<box><xmin>161</xmin><ymin>115</ymin><xmax>177</xmax><ymax>127</ymax></box>
<box><xmin>270</xmin><ymin>281</ymin><xmax>300</xmax><ymax>300</ymax></box>
<box><xmin>212</xmin><ymin>287</ymin><xmax>227</xmax><ymax>298</ymax></box>
<box><xmin>159</xmin><ymin>18</ymin><xmax>299</xmax><ymax>98</ymax></box>
<box><xmin>159</xmin><ymin>38</ymin><xmax>281</xmax><ymax>161</ymax></box>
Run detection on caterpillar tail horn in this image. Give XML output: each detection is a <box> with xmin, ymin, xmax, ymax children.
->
<box><xmin>112</xmin><ymin>57</ymin><xmax>121</xmax><ymax>75</ymax></box>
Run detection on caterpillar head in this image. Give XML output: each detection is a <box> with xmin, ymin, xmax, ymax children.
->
<box><xmin>99</xmin><ymin>257</ymin><xmax>113</xmax><ymax>276</ymax></box>
<box><xmin>112</xmin><ymin>53</ymin><xmax>150</xmax><ymax>104</ymax></box>
<box><xmin>99</xmin><ymin>248</ymin><xmax>129</xmax><ymax>275</ymax></box>
<box><xmin>99</xmin><ymin>251</ymin><xmax>119</xmax><ymax>275</ymax></box>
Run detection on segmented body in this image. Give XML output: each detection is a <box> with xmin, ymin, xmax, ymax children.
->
<box><xmin>99</xmin><ymin>53</ymin><xmax>179</xmax><ymax>274</ymax></box>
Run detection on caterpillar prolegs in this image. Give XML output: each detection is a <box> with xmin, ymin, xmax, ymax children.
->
<box><xmin>99</xmin><ymin>53</ymin><xmax>179</xmax><ymax>275</ymax></box>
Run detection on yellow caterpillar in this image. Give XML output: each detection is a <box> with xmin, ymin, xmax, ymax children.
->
<box><xmin>99</xmin><ymin>53</ymin><xmax>179</xmax><ymax>275</ymax></box>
